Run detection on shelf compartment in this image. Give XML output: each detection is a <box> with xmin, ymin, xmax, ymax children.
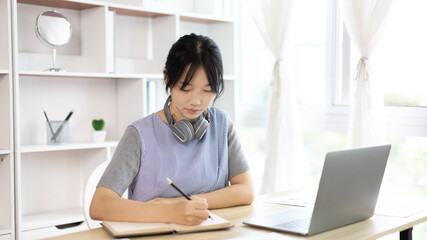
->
<box><xmin>0</xmin><ymin>0</ymin><xmax>11</xmax><ymax>71</ymax></box>
<box><xmin>113</xmin><ymin>10</ymin><xmax>176</xmax><ymax>74</ymax></box>
<box><xmin>0</xmin><ymin>155</ymin><xmax>12</xmax><ymax>234</ymax></box>
<box><xmin>22</xmin><ymin>207</ymin><xmax>84</xmax><ymax>231</ymax></box>
<box><xmin>21</xmin><ymin>222</ymin><xmax>87</xmax><ymax>239</ymax></box>
<box><xmin>20</xmin><ymin>141</ymin><xmax>118</xmax><ymax>153</ymax></box>
<box><xmin>0</xmin><ymin>74</ymin><xmax>12</xmax><ymax>156</ymax></box>
<box><xmin>20</xmin><ymin>149</ymin><xmax>110</xmax><ymax>231</ymax></box>
<box><xmin>0</xmin><ymin>227</ymin><xmax>11</xmax><ymax>236</ymax></box>
<box><xmin>17</xmin><ymin>3</ymin><xmax>108</xmax><ymax>73</ymax></box>
<box><xmin>18</xmin><ymin>76</ymin><xmax>124</xmax><ymax>146</ymax></box>
<box><xmin>179</xmin><ymin>20</ymin><xmax>235</xmax><ymax>76</ymax></box>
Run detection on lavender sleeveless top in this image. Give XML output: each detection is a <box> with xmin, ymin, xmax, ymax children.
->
<box><xmin>128</xmin><ymin>108</ymin><xmax>229</xmax><ymax>202</ymax></box>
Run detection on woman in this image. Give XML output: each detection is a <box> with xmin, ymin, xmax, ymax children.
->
<box><xmin>90</xmin><ymin>33</ymin><xmax>254</xmax><ymax>226</ymax></box>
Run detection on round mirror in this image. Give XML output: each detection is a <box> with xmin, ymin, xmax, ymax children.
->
<box><xmin>35</xmin><ymin>9</ymin><xmax>72</xmax><ymax>72</ymax></box>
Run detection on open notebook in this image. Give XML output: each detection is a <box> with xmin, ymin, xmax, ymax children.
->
<box><xmin>101</xmin><ymin>212</ymin><xmax>233</xmax><ymax>238</ymax></box>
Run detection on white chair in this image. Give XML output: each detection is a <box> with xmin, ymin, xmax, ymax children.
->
<box><xmin>83</xmin><ymin>160</ymin><xmax>129</xmax><ymax>229</ymax></box>
<box><xmin>83</xmin><ymin>161</ymin><xmax>108</xmax><ymax>229</ymax></box>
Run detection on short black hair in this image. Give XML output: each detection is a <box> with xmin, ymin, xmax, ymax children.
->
<box><xmin>164</xmin><ymin>33</ymin><xmax>224</xmax><ymax>98</ymax></box>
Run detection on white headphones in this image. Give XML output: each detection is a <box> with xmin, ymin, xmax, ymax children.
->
<box><xmin>163</xmin><ymin>96</ymin><xmax>210</xmax><ymax>143</ymax></box>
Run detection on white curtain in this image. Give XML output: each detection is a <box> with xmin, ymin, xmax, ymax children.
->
<box><xmin>342</xmin><ymin>0</ymin><xmax>393</xmax><ymax>148</ymax></box>
<box><xmin>248</xmin><ymin>0</ymin><xmax>306</xmax><ymax>194</ymax></box>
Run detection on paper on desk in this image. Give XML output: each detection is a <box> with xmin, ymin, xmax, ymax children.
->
<box><xmin>264</xmin><ymin>192</ymin><xmax>316</xmax><ymax>207</ymax></box>
<box><xmin>375</xmin><ymin>195</ymin><xmax>427</xmax><ymax>218</ymax></box>
<box><xmin>225</xmin><ymin>232</ymin><xmax>296</xmax><ymax>240</ymax></box>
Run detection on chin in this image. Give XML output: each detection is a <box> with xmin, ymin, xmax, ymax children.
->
<box><xmin>184</xmin><ymin>113</ymin><xmax>201</xmax><ymax>121</ymax></box>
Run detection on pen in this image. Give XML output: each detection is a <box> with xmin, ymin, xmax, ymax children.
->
<box><xmin>51</xmin><ymin>110</ymin><xmax>74</xmax><ymax>141</ymax></box>
<box><xmin>165</xmin><ymin>177</ymin><xmax>212</xmax><ymax>219</ymax></box>
<box><xmin>43</xmin><ymin>109</ymin><xmax>55</xmax><ymax>136</ymax></box>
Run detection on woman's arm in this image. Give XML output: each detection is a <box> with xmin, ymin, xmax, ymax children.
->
<box><xmin>90</xmin><ymin>187</ymin><xmax>210</xmax><ymax>225</ymax></box>
<box><xmin>193</xmin><ymin>171</ymin><xmax>254</xmax><ymax>209</ymax></box>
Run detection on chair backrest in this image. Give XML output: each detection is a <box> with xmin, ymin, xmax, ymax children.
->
<box><xmin>83</xmin><ymin>160</ymin><xmax>108</xmax><ymax>229</ymax></box>
<box><xmin>83</xmin><ymin>160</ymin><xmax>129</xmax><ymax>229</ymax></box>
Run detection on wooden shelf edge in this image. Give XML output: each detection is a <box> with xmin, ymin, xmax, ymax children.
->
<box><xmin>17</xmin><ymin>0</ymin><xmax>104</xmax><ymax>10</ymax></box>
<box><xmin>17</xmin><ymin>0</ymin><xmax>234</xmax><ymax>24</ymax></box>
<box><xmin>19</xmin><ymin>70</ymin><xmax>149</xmax><ymax>79</ymax></box>
<box><xmin>19</xmin><ymin>141</ymin><xmax>118</xmax><ymax>153</ymax></box>
<box><xmin>179</xmin><ymin>13</ymin><xmax>234</xmax><ymax>23</ymax></box>
<box><xmin>109</xmin><ymin>3</ymin><xmax>233</xmax><ymax>23</ymax></box>
<box><xmin>0</xmin><ymin>150</ymin><xmax>12</xmax><ymax>155</ymax></box>
<box><xmin>0</xmin><ymin>227</ymin><xmax>12</xmax><ymax>235</ymax></box>
<box><xmin>19</xmin><ymin>71</ymin><xmax>234</xmax><ymax>81</ymax></box>
<box><xmin>22</xmin><ymin>207</ymin><xmax>84</xmax><ymax>231</ymax></box>
<box><xmin>109</xmin><ymin>4</ymin><xmax>174</xmax><ymax>18</ymax></box>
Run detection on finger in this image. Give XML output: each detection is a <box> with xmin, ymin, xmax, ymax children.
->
<box><xmin>185</xmin><ymin>211</ymin><xmax>209</xmax><ymax>225</ymax></box>
<box><xmin>190</xmin><ymin>200</ymin><xmax>208</xmax><ymax>210</ymax></box>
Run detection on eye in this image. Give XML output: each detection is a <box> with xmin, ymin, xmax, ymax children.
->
<box><xmin>180</xmin><ymin>85</ymin><xmax>191</xmax><ymax>92</ymax></box>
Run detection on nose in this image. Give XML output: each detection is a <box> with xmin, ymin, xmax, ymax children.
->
<box><xmin>189</xmin><ymin>91</ymin><xmax>201</xmax><ymax>106</ymax></box>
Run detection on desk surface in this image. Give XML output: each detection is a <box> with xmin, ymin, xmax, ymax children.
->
<box><xmin>47</xmin><ymin>192</ymin><xmax>427</xmax><ymax>240</ymax></box>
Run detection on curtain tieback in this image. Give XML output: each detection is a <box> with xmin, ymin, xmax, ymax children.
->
<box><xmin>354</xmin><ymin>57</ymin><xmax>369</xmax><ymax>83</ymax></box>
<box><xmin>272</xmin><ymin>59</ymin><xmax>283</xmax><ymax>93</ymax></box>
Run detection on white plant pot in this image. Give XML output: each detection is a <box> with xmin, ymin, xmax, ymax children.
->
<box><xmin>93</xmin><ymin>130</ymin><xmax>106</xmax><ymax>142</ymax></box>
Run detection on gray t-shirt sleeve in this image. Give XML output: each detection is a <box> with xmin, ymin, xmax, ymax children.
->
<box><xmin>97</xmin><ymin>126</ymin><xmax>141</xmax><ymax>196</ymax></box>
<box><xmin>227</xmin><ymin>116</ymin><xmax>250</xmax><ymax>180</ymax></box>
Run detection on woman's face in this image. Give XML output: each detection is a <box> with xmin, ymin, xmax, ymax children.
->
<box><xmin>168</xmin><ymin>66</ymin><xmax>216</xmax><ymax>122</ymax></box>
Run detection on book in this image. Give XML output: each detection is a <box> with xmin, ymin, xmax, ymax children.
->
<box><xmin>101</xmin><ymin>212</ymin><xmax>233</xmax><ymax>238</ymax></box>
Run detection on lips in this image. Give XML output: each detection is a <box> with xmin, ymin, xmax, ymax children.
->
<box><xmin>186</xmin><ymin>109</ymin><xmax>201</xmax><ymax>115</ymax></box>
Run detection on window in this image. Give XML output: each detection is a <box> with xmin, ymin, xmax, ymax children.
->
<box><xmin>238</xmin><ymin>1</ymin><xmax>427</xmax><ymax>237</ymax></box>
<box><xmin>337</xmin><ymin>1</ymin><xmax>427</xmax><ymax>109</ymax></box>
<box><xmin>370</xmin><ymin>0</ymin><xmax>427</xmax><ymax>107</ymax></box>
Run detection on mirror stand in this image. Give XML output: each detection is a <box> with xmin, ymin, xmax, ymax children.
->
<box><xmin>47</xmin><ymin>48</ymin><xmax>66</xmax><ymax>72</ymax></box>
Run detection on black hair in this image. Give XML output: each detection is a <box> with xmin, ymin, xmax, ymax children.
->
<box><xmin>164</xmin><ymin>33</ymin><xmax>224</xmax><ymax>99</ymax></box>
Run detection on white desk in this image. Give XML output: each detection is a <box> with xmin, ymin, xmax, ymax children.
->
<box><xmin>46</xmin><ymin>191</ymin><xmax>427</xmax><ymax>240</ymax></box>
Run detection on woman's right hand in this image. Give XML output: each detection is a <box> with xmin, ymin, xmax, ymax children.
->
<box><xmin>156</xmin><ymin>196</ymin><xmax>210</xmax><ymax>225</ymax></box>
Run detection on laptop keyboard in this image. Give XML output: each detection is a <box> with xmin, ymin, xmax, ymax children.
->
<box><xmin>274</xmin><ymin>218</ymin><xmax>311</xmax><ymax>232</ymax></box>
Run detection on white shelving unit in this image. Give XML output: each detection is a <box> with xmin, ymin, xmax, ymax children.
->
<box><xmin>0</xmin><ymin>0</ymin><xmax>14</xmax><ymax>239</ymax></box>
<box><xmin>7</xmin><ymin>0</ymin><xmax>237</xmax><ymax>239</ymax></box>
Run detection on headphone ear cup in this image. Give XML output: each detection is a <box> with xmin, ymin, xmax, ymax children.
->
<box><xmin>193</xmin><ymin>117</ymin><xmax>209</xmax><ymax>140</ymax></box>
<box><xmin>173</xmin><ymin>120</ymin><xmax>195</xmax><ymax>143</ymax></box>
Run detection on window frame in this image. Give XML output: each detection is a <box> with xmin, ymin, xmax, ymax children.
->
<box><xmin>299</xmin><ymin>0</ymin><xmax>427</xmax><ymax>138</ymax></box>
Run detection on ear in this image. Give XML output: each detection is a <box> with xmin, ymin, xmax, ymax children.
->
<box><xmin>163</xmin><ymin>68</ymin><xmax>168</xmax><ymax>85</ymax></box>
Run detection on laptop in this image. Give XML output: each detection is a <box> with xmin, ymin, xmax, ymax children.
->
<box><xmin>243</xmin><ymin>144</ymin><xmax>391</xmax><ymax>236</ymax></box>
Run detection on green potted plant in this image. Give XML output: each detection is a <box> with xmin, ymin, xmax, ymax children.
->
<box><xmin>92</xmin><ymin>118</ymin><xmax>106</xmax><ymax>142</ymax></box>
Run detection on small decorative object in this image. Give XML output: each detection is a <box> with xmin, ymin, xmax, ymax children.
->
<box><xmin>92</xmin><ymin>119</ymin><xmax>106</xmax><ymax>142</ymax></box>
<box><xmin>35</xmin><ymin>9</ymin><xmax>72</xmax><ymax>72</ymax></box>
